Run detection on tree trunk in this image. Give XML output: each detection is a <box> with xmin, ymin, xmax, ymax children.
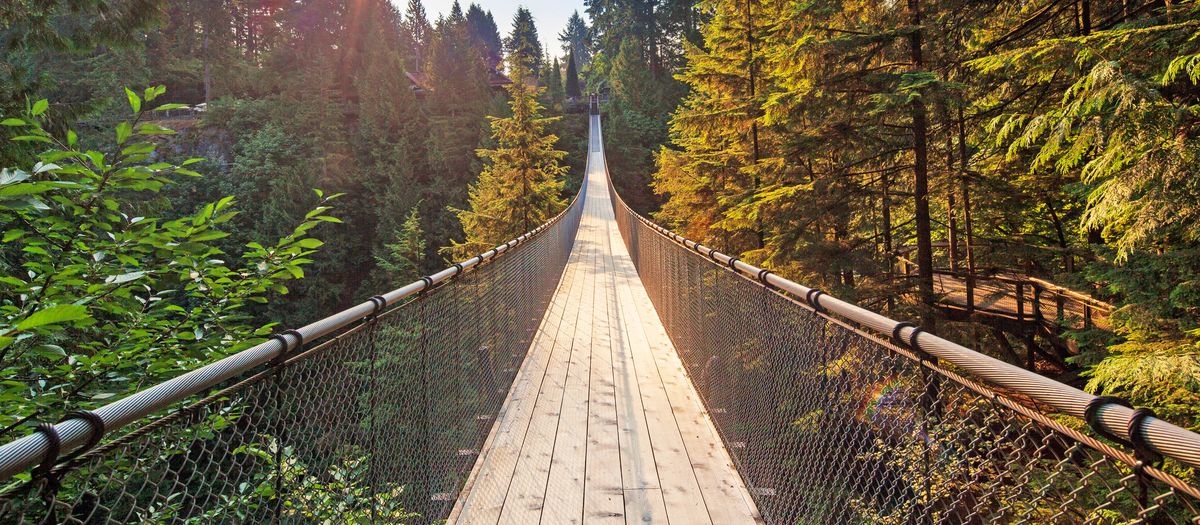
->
<box><xmin>882</xmin><ymin>170</ymin><xmax>895</xmax><ymax>313</ymax></box>
<box><xmin>746</xmin><ymin>0</ymin><xmax>764</xmax><ymax>249</ymax></box>
<box><xmin>945</xmin><ymin>117</ymin><xmax>959</xmax><ymax>272</ymax></box>
<box><xmin>203</xmin><ymin>31</ymin><xmax>212</xmax><ymax>104</ymax></box>
<box><xmin>909</xmin><ymin>0</ymin><xmax>936</xmax><ymax>331</ymax></box>
<box><xmin>957</xmin><ymin>106</ymin><xmax>975</xmax><ymax>313</ymax></box>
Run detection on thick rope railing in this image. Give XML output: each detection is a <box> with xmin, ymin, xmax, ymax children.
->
<box><xmin>0</xmin><ymin>169</ymin><xmax>586</xmax><ymax>522</ymax></box>
<box><xmin>601</xmin><ymin>105</ymin><xmax>1200</xmax><ymax>522</ymax></box>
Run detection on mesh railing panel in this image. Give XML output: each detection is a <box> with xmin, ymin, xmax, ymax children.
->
<box><xmin>609</xmin><ymin>180</ymin><xmax>1200</xmax><ymax>524</ymax></box>
<box><xmin>0</xmin><ymin>190</ymin><xmax>584</xmax><ymax>524</ymax></box>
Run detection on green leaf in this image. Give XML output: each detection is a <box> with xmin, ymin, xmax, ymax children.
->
<box><xmin>125</xmin><ymin>88</ymin><xmax>141</xmax><ymax>113</ymax></box>
<box><xmin>31</xmin><ymin>345</ymin><xmax>66</xmax><ymax>358</ymax></box>
<box><xmin>31</xmin><ymin>99</ymin><xmax>49</xmax><ymax>116</ymax></box>
<box><xmin>295</xmin><ymin>238</ymin><xmax>324</xmax><ymax>249</ymax></box>
<box><xmin>105</xmin><ymin>271</ymin><xmax>146</xmax><ymax>285</ymax></box>
<box><xmin>1</xmin><ymin>118</ymin><xmax>24</xmax><ymax>126</ymax></box>
<box><xmin>15</xmin><ymin>304</ymin><xmax>89</xmax><ymax>330</ymax></box>
<box><xmin>12</xmin><ymin>135</ymin><xmax>52</xmax><ymax>143</ymax></box>
<box><xmin>2</xmin><ymin>230</ymin><xmax>22</xmax><ymax>242</ymax></box>
<box><xmin>116</xmin><ymin>122</ymin><xmax>132</xmax><ymax>145</ymax></box>
<box><xmin>153</xmin><ymin>103</ymin><xmax>189</xmax><ymax>111</ymax></box>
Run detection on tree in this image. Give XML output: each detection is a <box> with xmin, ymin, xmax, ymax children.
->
<box><xmin>0</xmin><ymin>89</ymin><xmax>337</xmax><ymax>436</ymax></box>
<box><xmin>546</xmin><ymin>57</ymin><xmax>566</xmax><ymax>106</ymax></box>
<box><xmin>651</xmin><ymin>0</ymin><xmax>773</xmax><ymax>252</ymax></box>
<box><xmin>466</xmin><ymin>3</ymin><xmax>503</xmax><ymax>69</ymax></box>
<box><xmin>404</xmin><ymin>0</ymin><xmax>434</xmax><ymax>71</ymax></box>
<box><xmin>565</xmin><ymin>49</ymin><xmax>582</xmax><ymax>98</ymax></box>
<box><xmin>374</xmin><ymin>206</ymin><xmax>427</xmax><ymax>283</ymax></box>
<box><xmin>559</xmin><ymin>10</ymin><xmax>591</xmax><ymax>67</ymax></box>
<box><xmin>505</xmin><ymin>7</ymin><xmax>543</xmax><ymax>74</ymax></box>
<box><xmin>447</xmin><ymin>59</ymin><xmax>567</xmax><ymax>258</ymax></box>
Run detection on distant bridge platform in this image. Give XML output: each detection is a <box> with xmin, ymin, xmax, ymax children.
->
<box><xmin>448</xmin><ymin>119</ymin><xmax>761</xmax><ymax>524</ymax></box>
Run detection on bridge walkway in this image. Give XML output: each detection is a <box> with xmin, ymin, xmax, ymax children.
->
<box><xmin>448</xmin><ymin>117</ymin><xmax>761</xmax><ymax>525</ymax></box>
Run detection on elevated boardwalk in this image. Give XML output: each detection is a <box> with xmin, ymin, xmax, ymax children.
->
<box><xmin>448</xmin><ymin>117</ymin><xmax>761</xmax><ymax>524</ymax></box>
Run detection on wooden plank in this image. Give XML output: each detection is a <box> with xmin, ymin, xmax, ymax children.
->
<box><xmin>450</xmin><ymin>237</ymin><xmax>587</xmax><ymax>525</ymax></box>
<box><xmin>625</xmin><ymin>262</ymin><xmax>764</xmax><ymax>524</ymax></box>
<box><xmin>496</xmin><ymin>226</ymin><xmax>592</xmax><ymax>524</ymax></box>
<box><xmin>582</xmin><ymin>206</ymin><xmax>626</xmax><ymax>524</ymax></box>
<box><xmin>609</xmin><ymin>227</ymin><xmax>712</xmax><ymax>525</ymax></box>
<box><xmin>541</xmin><ymin>194</ymin><xmax>602</xmax><ymax>524</ymax></box>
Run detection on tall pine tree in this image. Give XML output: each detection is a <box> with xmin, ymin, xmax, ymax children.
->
<box><xmin>448</xmin><ymin>59</ymin><xmax>567</xmax><ymax>257</ymax></box>
<box><xmin>505</xmin><ymin>7</ymin><xmax>544</xmax><ymax>74</ymax></box>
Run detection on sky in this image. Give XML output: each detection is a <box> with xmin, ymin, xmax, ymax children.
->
<box><xmin>394</xmin><ymin>0</ymin><xmax>587</xmax><ymax>58</ymax></box>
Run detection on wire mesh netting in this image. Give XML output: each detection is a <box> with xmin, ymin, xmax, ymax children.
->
<box><xmin>0</xmin><ymin>193</ymin><xmax>584</xmax><ymax>524</ymax></box>
<box><xmin>609</xmin><ymin>181</ymin><xmax>1200</xmax><ymax>524</ymax></box>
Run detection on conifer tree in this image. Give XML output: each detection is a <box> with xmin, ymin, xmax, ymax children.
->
<box><xmin>404</xmin><ymin>0</ymin><xmax>433</xmax><ymax>71</ymax></box>
<box><xmin>651</xmin><ymin>0</ymin><xmax>773</xmax><ymax>253</ymax></box>
<box><xmin>565</xmin><ymin>49</ymin><xmax>582</xmax><ymax>98</ymax></box>
<box><xmin>448</xmin><ymin>59</ymin><xmax>567</xmax><ymax>258</ymax></box>
<box><xmin>465</xmin><ymin>3</ymin><xmax>503</xmax><ymax>69</ymax></box>
<box><xmin>559</xmin><ymin>11</ymin><xmax>591</xmax><ymax>67</ymax></box>
<box><xmin>505</xmin><ymin>7</ymin><xmax>544</xmax><ymax>74</ymax></box>
<box><xmin>375</xmin><ymin>206</ymin><xmax>427</xmax><ymax>282</ymax></box>
<box><xmin>546</xmin><ymin>57</ymin><xmax>566</xmax><ymax>107</ymax></box>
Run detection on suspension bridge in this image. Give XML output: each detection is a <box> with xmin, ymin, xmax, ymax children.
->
<box><xmin>1</xmin><ymin>100</ymin><xmax>1199</xmax><ymax>524</ymax></box>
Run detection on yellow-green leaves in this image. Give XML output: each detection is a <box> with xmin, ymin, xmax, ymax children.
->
<box><xmin>13</xmin><ymin>304</ymin><xmax>89</xmax><ymax>331</ymax></box>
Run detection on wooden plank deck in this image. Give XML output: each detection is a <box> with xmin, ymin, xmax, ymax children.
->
<box><xmin>448</xmin><ymin>116</ymin><xmax>762</xmax><ymax>525</ymax></box>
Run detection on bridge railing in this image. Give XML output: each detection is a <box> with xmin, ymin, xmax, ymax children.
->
<box><xmin>0</xmin><ymin>180</ymin><xmax>586</xmax><ymax>523</ymax></box>
<box><xmin>606</xmin><ymin>164</ymin><xmax>1200</xmax><ymax>522</ymax></box>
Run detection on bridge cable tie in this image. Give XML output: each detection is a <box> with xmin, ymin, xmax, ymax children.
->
<box><xmin>1127</xmin><ymin>407</ymin><xmax>1162</xmax><ymax>464</ymax></box>
<box><xmin>32</xmin><ymin>423</ymin><xmax>61</xmax><ymax>480</ymax></box>
<box><xmin>269</xmin><ymin>329</ymin><xmax>304</xmax><ymax>366</ymax></box>
<box><xmin>727</xmin><ymin>257</ymin><xmax>739</xmax><ymax>270</ymax></box>
<box><xmin>805</xmin><ymin>289</ymin><xmax>828</xmax><ymax>314</ymax></box>
<box><xmin>367</xmin><ymin>296</ymin><xmax>387</xmax><ymax>322</ymax></box>
<box><xmin>1127</xmin><ymin>406</ymin><xmax>1163</xmax><ymax>508</ymax></box>
<box><xmin>56</xmin><ymin>410</ymin><xmax>106</xmax><ymax>463</ymax></box>
<box><xmin>891</xmin><ymin>322</ymin><xmax>918</xmax><ymax>349</ymax></box>
<box><xmin>420</xmin><ymin>276</ymin><xmax>434</xmax><ymax>291</ymax></box>
<box><xmin>453</xmin><ymin>263</ymin><xmax>464</xmax><ymax>276</ymax></box>
<box><xmin>756</xmin><ymin>269</ymin><xmax>773</xmax><ymax>284</ymax></box>
<box><xmin>907</xmin><ymin>327</ymin><xmax>931</xmax><ymax>362</ymax></box>
<box><xmin>1083</xmin><ymin>395</ymin><xmax>1133</xmax><ymax>446</ymax></box>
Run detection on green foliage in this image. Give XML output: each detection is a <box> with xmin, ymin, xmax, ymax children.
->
<box><xmin>655</xmin><ymin>0</ymin><xmax>1200</xmax><ymax>430</ymax></box>
<box><xmin>153</xmin><ymin>438</ymin><xmax>417</xmax><ymax>524</ymax></box>
<box><xmin>545</xmin><ymin>57</ymin><xmax>566</xmax><ymax>107</ymax></box>
<box><xmin>466</xmin><ymin>3</ymin><xmax>504</xmax><ymax>69</ymax></box>
<box><xmin>505</xmin><ymin>7</ymin><xmax>544</xmax><ymax>74</ymax></box>
<box><xmin>447</xmin><ymin>59</ymin><xmax>568</xmax><ymax>258</ymax></box>
<box><xmin>565</xmin><ymin>49</ymin><xmax>583</xmax><ymax>98</ymax></box>
<box><xmin>374</xmin><ymin>206</ymin><xmax>427</xmax><ymax>284</ymax></box>
<box><xmin>0</xmin><ymin>89</ymin><xmax>336</xmax><ymax>436</ymax></box>
<box><xmin>559</xmin><ymin>11</ymin><xmax>592</xmax><ymax>68</ymax></box>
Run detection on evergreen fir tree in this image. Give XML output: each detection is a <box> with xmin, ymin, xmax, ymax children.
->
<box><xmin>448</xmin><ymin>59</ymin><xmax>567</xmax><ymax>258</ymax></box>
<box><xmin>505</xmin><ymin>7</ymin><xmax>544</xmax><ymax>74</ymax></box>
<box><xmin>565</xmin><ymin>49</ymin><xmax>582</xmax><ymax>98</ymax></box>
<box><xmin>465</xmin><ymin>3</ymin><xmax>503</xmax><ymax>69</ymax></box>
<box><xmin>546</xmin><ymin>57</ymin><xmax>566</xmax><ymax>107</ymax></box>
<box><xmin>404</xmin><ymin>0</ymin><xmax>433</xmax><ymax>71</ymax></box>
<box><xmin>375</xmin><ymin>206</ymin><xmax>427</xmax><ymax>282</ymax></box>
<box><xmin>559</xmin><ymin>11</ymin><xmax>591</xmax><ymax>67</ymax></box>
